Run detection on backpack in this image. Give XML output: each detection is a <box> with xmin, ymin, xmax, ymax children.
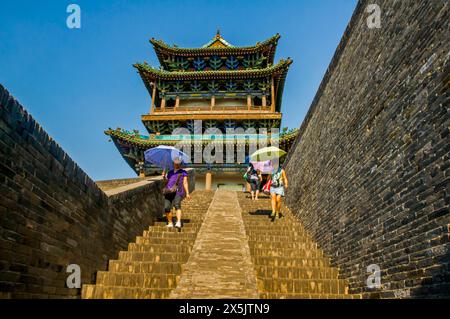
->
<box><xmin>271</xmin><ymin>168</ymin><xmax>283</xmax><ymax>188</ymax></box>
<box><xmin>162</xmin><ymin>172</ymin><xmax>182</xmax><ymax>196</ymax></box>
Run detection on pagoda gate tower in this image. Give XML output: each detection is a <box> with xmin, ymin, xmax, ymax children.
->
<box><xmin>106</xmin><ymin>32</ymin><xmax>297</xmax><ymax>190</ymax></box>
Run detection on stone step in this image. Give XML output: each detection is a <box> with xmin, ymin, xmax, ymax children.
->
<box><xmin>96</xmin><ymin>271</ymin><xmax>180</xmax><ymax>289</ymax></box>
<box><xmin>135</xmin><ymin>236</ymin><xmax>195</xmax><ymax>245</ymax></box>
<box><xmin>118</xmin><ymin>251</ymin><xmax>190</xmax><ymax>263</ymax></box>
<box><xmin>247</xmin><ymin>234</ymin><xmax>315</xmax><ymax>243</ymax></box>
<box><xmin>127</xmin><ymin>243</ymin><xmax>193</xmax><ymax>254</ymax></box>
<box><xmin>259</xmin><ymin>292</ymin><xmax>361</xmax><ymax>299</ymax></box>
<box><xmin>241</xmin><ymin>209</ymin><xmax>294</xmax><ymax>214</ymax></box>
<box><xmin>247</xmin><ymin>240</ymin><xmax>318</xmax><ymax>250</ymax></box>
<box><xmin>108</xmin><ymin>260</ymin><xmax>182</xmax><ymax>274</ymax></box>
<box><xmin>148</xmin><ymin>225</ymin><xmax>201</xmax><ymax>232</ymax></box>
<box><xmin>250</xmin><ymin>248</ymin><xmax>323</xmax><ymax>259</ymax></box>
<box><xmin>252</xmin><ymin>256</ymin><xmax>330</xmax><ymax>268</ymax></box>
<box><xmin>142</xmin><ymin>231</ymin><xmax>198</xmax><ymax>239</ymax></box>
<box><xmin>82</xmin><ymin>285</ymin><xmax>172</xmax><ymax>299</ymax></box>
<box><xmin>243</xmin><ymin>222</ymin><xmax>305</xmax><ymax>229</ymax></box>
<box><xmin>242</xmin><ymin>216</ymin><xmax>298</xmax><ymax>223</ymax></box>
<box><xmin>245</xmin><ymin>230</ymin><xmax>308</xmax><ymax>237</ymax></box>
<box><xmin>243</xmin><ymin>222</ymin><xmax>304</xmax><ymax>228</ymax></box>
<box><xmin>256</xmin><ymin>277</ymin><xmax>348</xmax><ymax>294</ymax></box>
<box><xmin>152</xmin><ymin>222</ymin><xmax>199</xmax><ymax>228</ymax></box>
<box><xmin>243</xmin><ymin>218</ymin><xmax>299</xmax><ymax>223</ymax></box>
<box><xmin>254</xmin><ymin>265</ymin><xmax>339</xmax><ymax>280</ymax></box>
<box><xmin>155</xmin><ymin>216</ymin><xmax>205</xmax><ymax>221</ymax></box>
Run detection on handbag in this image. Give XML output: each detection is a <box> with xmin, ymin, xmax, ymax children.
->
<box><xmin>262</xmin><ymin>180</ymin><xmax>272</xmax><ymax>193</ymax></box>
<box><xmin>162</xmin><ymin>173</ymin><xmax>182</xmax><ymax>196</ymax></box>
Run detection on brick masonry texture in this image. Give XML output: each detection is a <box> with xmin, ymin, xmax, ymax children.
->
<box><xmin>0</xmin><ymin>84</ymin><xmax>194</xmax><ymax>298</ymax></box>
<box><xmin>284</xmin><ymin>0</ymin><xmax>449</xmax><ymax>298</ymax></box>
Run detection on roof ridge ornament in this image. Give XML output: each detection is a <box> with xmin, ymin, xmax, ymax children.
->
<box><xmin>202</xmin><ymin>30</ymin><xmax>233</xmax><ymax>48</ymax></box>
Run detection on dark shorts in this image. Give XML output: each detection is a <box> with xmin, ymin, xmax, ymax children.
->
<box><xmin>249</xmin><ymin>179</ymin><xmax>261</xmax><ymax>192</ymax></box>
<box><xmin>164</xmin><ymin>193</ymin><xmax>183</xmax><ymax>212</ymax></box>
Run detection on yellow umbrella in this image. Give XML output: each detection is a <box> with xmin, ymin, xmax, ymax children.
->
<box><xmin>250</xmin><ymin>146</ymin><xmax>287</xmax><ymax>162</ymax></box>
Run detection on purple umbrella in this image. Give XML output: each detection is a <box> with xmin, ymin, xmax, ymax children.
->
<box><xmin>250</xmin><ymin>160</ymin><xmax>273</xmax><ymax>174</ymax></box>
<box><xmin>144</xmin><ymin>145</ymin><xmax>189</xmax><ymax>170</ymax></box>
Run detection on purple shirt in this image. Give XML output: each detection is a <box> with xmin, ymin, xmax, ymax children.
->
<box><xmin>165</xmin><ymin>169</ymin><xmax>188</xmax><ymax>197</ymax></box>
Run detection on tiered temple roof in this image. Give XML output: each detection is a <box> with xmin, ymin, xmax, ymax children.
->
<box><xmin>134</xmin><ymin>58</ymin><xmax>292</xmax><ymax>113</ymax></box>
<box><xmin>150</xmin><ymin>32</ymin><xmax>280</xmax><ymax>70</ymax></box>
<box><xmin>105</xmin><ymin>127</ymin><xmax>299</xmax><ymax>174</ymax></box>
<box><xmin>106</xmin><ymin>32</ymin><xmax>297</xmax><ymax>175</ymax></box>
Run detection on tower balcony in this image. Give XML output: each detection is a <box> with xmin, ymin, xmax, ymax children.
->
<box><xmin>151</xmin><ymin>104</ymin><xmax>273</xmax><ymax>113</ymax></box>
<box><xmin>141</xmin><ymin>110</ymin><xmax>281</xmax><ymax>122</ymax></box>
<box><xmin>141</xmin><ymin>110</ymin><xmax>282</xmax><ymax>135</ymax></box>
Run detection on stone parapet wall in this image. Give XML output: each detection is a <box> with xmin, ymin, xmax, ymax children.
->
<box><xmin>0</xmin><ymin>84</ymin><xmax>193</xmax><ymax>298</ymax></box>
<box><xmin>95</xmin><ymin>178</ymin><xmax>147</xmax><ymax>191</ymax></box>
<box><xmin>284</xmin><ymin>0</ymin><xmax>449</xmax><ymax>298</ymax></box>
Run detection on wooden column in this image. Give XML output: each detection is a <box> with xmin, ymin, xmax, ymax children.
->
<box><xmin>211</xmin><ymin>95</ymin><xmax>215</xmax><ymax>110</ymax></box>
<box><xmin>150</xmin><ymin>83</ymin><xmax>156</xmax><ymax>114</ymax></box>
<box><xmin>175</xmin><ymin>96</ymin><xmax>180</xmax><ymax>110</ymax></box>
<box><xmin>247</xmin><ymin>95</ymin><xmax>252</xmax><ymax>110</ymax></box>
<box><xmin>262</xmin><ymin>95</ymin><xmax>267</xmax><ymax>107</ymax></box>
<box><xmin>160</xmin><ymin>97</ymin><xmax>166</xmax><ymax>110</ymax></box>
<box><xmin>205</xmin><ymin>171</ymin><xmax>212</xmax><ymax>191</ymax></box>
<box><xmin>271</xmin><ymin>77</ymin><xmax>276</xmax><ymax>112</ymax></box>
<box><xmin>138</xmin><ymin>162</ymin><xmax>145</xmax><ymax>178</ymax></box>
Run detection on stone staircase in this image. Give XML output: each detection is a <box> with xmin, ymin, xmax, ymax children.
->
<box><xmin>82</xmin><ymin>190</ymin><xmax>360</xmax><ymax>299</ymax></box>
<box><xmin>81</xmin><ymin>191</ymin><xmax>214</xmax><ymax>299</ymax></box>
<box><xmin>237</xmin><ymin>192</ymin><xmax>361</xmax><ymax>299</ymax></box>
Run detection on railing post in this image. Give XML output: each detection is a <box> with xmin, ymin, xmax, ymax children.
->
<box><xmin>150</xmin><ymin>82</ymin><xmax>156</xmax><ymax>114</ymax></box>
<box><xmin>175</xmin><ymin>96</ymin><xmax>180</xmax><ymax>110</ymax></box>
<box><xmin>271</xmin><ymin>77</ymin><xmax>276</xmax><ymax>112</ymax></box>
<box><xmin>211</xmin><ymin>95</ymin><xmax>215</xmax><ymax>110</ymax></box>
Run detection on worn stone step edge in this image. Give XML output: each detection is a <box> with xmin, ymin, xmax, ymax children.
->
<box><xmin>82</xmin><ymin>285</ymin><xmax>172</xmax><ymax>299</ymax></box>
<box><xmin>254</xmin><ymin>265</ymin><xmax>339</xmax><ymax>278</ymax></box>
<box><xmin>108</xmin><ymin>260</ymin><xmax>182</xmax><ymax>274</ymax></box>
<box><xmin>259</xmin><ymin>292</ymin><xmax>362</xmax><ymax>299</ymax></box>
<box><xmin>250</xmin><ymin>248</ymin><xmax>324</xmax><ymax>258</ymax></box>
<box><xmin>257</xmin><ymin>278</ymin><xmax>349</xmax><ymax>294</ymax></box>
<box><xmin>247</xmin><ymin>241</ymin><xmax>318</xmax><ymax>250</ymax></box>
<box><xmin>127</xmin><ymin>243</ymin><xmax>193</xmax><ymax>254</ymax></box>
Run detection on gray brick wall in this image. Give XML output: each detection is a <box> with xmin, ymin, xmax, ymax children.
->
<box><xmin>0</xmin><ymin>84</ymin><xmax>170</xmax><ymax>298</ymax></box>
<box><xmin>284</xmin><ymin>0</ymin><xmax>449</xmax><ymax>298</ymax></box>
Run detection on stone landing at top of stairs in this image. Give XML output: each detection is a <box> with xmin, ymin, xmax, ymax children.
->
<box><xmin>170</xmin><ymin>190</ymin><xmax>258</xmax><ymax>298</ymax></box>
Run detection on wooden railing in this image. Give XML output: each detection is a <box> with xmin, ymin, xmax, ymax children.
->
<box><xmin>153</xmin><ymin>105</ymin><xmax>272</xmax><ymax>113</ymax></box>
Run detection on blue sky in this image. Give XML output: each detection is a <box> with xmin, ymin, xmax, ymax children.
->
<box><xmin>0</xmin><ymin>0</ymin><xmax>357</xmax><ymax>180</ymax></box>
